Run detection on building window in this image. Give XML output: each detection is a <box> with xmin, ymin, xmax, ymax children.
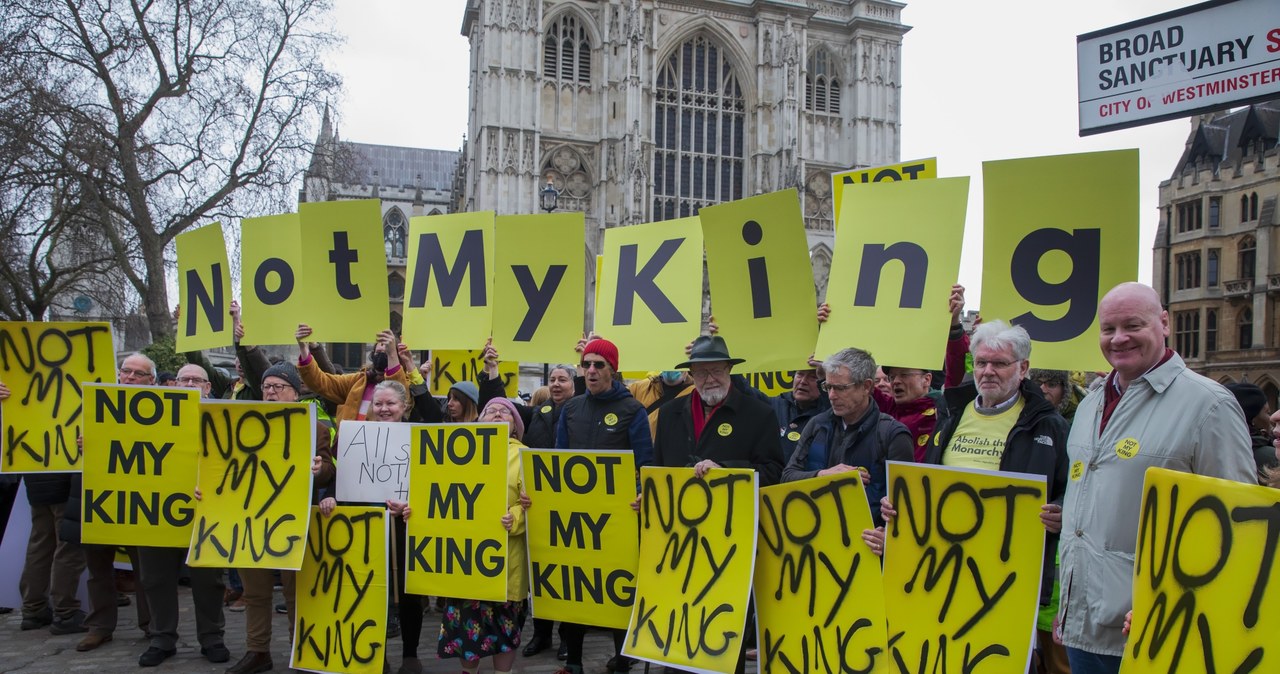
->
<box><xmin>544</xmin><ymin>13</ymin><xmax>591</xmax><ymax>83</ymax></box>
<box><xmin>652</xmin><ymin>35</ymin><xmax>745</xmax><ymax>221</ymax></box>
<box><xmin>384</xmin><ymin>208</ymin><xmax>407</xmax><ymax>259</ymax></box>
<box><xmin>1175</xmin><ymin>251</ymin><xmax>1201</xmax><ymax>290</ymax></box>
<box><xmin>1207</xmin><ymin>249</ymin><xmax>1219</xmax><ymax>287</ymax></box>
<box><xmin>1176</xmin><ymin>199</ymin><xmax>1202</xmax><ymax>233</ymax></box>
<box><xmin>1208</xmin><ymin>197</ymin><xmax>1220</xmax><ymax>228</ymax></box>
<box><xmin>1206</xmin><ymin>309</ymin><xmax>1217</xmax><ymax>352</ymax></box>
<box><xmin>1241</xmin><ymin>194</ymin><xmax>1250</xmax><ymax>222</ymax></box>
<box><xmin>806</xmin><ymin>49</ymin><xmax>841</xmax><ymax>114</ymax></box>
<box><xmin>1239</xmin><ymin>236</ymin><xmax>1257</xmax><ymax>281</ymax></box>
<box><xmin>1239</xmin><ymin>308</ymin><xmax>1253</xmax><ymax>350</ymax></box>
<box><xmin>1251</xmin><ymin>192</ymin><xmax>1259</xmax><ymax>221</ymax></box>
<box><xmin>388</xmin><ymin>273</ymin><xmax>405</xmax><ymax>300</ymax></box>
<box><xmin>1174</xmin><ymin>311</ymin><xmax>1200</xmax><ymax>358</ymax></box>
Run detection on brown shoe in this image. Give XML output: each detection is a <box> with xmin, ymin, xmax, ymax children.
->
<box><xmin>76</xmin><ymin>633</ymin><xmax>113</xmax><ymax>652</ymax></box>
<box><xmin>225</xmin><ymin>650</ymin><xmax>273</xmax><ymax>674</ymax></box>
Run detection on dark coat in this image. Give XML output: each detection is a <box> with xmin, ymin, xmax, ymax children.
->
<box><xmin>555</xmin><ymin>380</ymin><xmax>653</xmax><ymax>468</ymax></box>
<box><xmin>771</xmin><ymin>391</ymin><xmax>831</xmax><ymax>463</ymax></box>
<box><xmin>652</xmin><ymin>386</ymin><xmax>784</xmax><ymax>487</ymax></box>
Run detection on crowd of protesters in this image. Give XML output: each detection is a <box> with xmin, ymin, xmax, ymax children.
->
<box><xmin>0</xmin><ymin>280</ymin><xmax>1271</xmax><ymax>674</ymax></box>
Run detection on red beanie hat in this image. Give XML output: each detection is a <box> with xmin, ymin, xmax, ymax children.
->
<box><xmin>582</xmin><ymin>338</ymin><xmax>619</xmax><ymax>372</ymax></box>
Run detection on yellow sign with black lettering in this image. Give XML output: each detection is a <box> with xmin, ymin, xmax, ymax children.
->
<box><xmin>831</xmin><ymin>157</ymin><xmax>938</xmax><ymax>230</ymax></box>
<box><xmin>744</xmin><ymin>371</ymin><xmax>794</xmax><ymax>398</ymax></box>
<box><xmin>427</xmin><ymin>350</ymin><xmax>518</xmax><ymax>398</ymax></box>
<box><xmin>522</xmin><ymin>449</ymin><xmax>638</xmax><ymax>629</ymax></box>
<box><xmin>403</xmin><ymin>211</ymin><xmax>495</xmax><ymax>350</ymax></box>
<box><xmin>292</xmin><ymin>506</ymin><xmax>388</xmax><ymax>674</ymax></box>
<box><xmin>492</xmin><ymin>213</ymin><xmax>584</xmax><ymax>364</ymax></box>
<box><xmin>189</xmin><ymin>401</ymin><xmax>315</xmax><ymax>569</ymax></box>
<box><xmin>755</xmin><ymin>473</ymin><xmax>889</xmax><ymax>673</ymax></box>
<box><xmin>0</xmin><ymin>321</ymin><xmax>115</xmax><ymax>473</ymax></box>
<box><xmin>699</xmin><ymin>189</ymin><xmax>817</xmax><ymax>373</ymax></box>
<box><xmin>300</xmin><ymin>200</ymin><xmax>391</xmax><ymax>342</ymax></box>
<box><xmin>405</xmin><ymin>423</ymin><xmax>509</xmax><ymax>602</ymax></box>
<box><xmin>982</xmin><ymin>150</ymin><xmax>1138</xmax><ymax>372</ymax></box>
<box><xmin>595</xmin><ymin>217</ymin><xmax>703</xmax><ymax>373</ymax></box>
<box><xmin>240</xmin><ymin>213</ymin><xmax>307</xmax><ymax>346</ymax></box>
<box><xmin>624</xmin><ymin>467</ymin><xmax>758</xmax><ymax>674</ymax></box>
<box><xmin>176</xmin><ymin>223</ymin><xmax>233</xmax><ymax>352</ymax></box>
<box><xmin>81</xmin><ymin>384</ymin><xmax>199</xmax><ymax>547</ymax></box>
<box><xmin>883</xmin><ymin>462</ymin><xmax>1046</xmax><ymax>674</ymax></box>
<box><xmin>816</xmin><ymin>178</ymin><xmax>969</xmax><ymax>367</ymax></box>
<box><xmin>1123</xmin><ymin>468</ymin><xmax>1280</xmax><ymax>674</ymax></box>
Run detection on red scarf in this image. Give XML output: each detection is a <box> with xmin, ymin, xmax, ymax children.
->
<box><xmin>690</xmin><ymin>389</ymin><xmax>726</xmax><ymax>440</ymax></box>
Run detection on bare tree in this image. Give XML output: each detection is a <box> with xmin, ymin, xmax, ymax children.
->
<box><xmin>1</xmin><ymin>0</ymin><xmax>341</xmax><ymax>338</ymax></box>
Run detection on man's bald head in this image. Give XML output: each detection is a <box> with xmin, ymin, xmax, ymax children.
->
<box><xmin>176</xmin><ymin>364</ymin><xmax>212</xmax><ymax>397</ymax></box>
<box><xmin>1098</xmin><ymin>282</ymin><xmax>1170</xmax><ymax>388</ymax></box>
<box><xmin>1099</xmin><ymin>282</ymin><xmax>1163</xmax><ymax>319</ymax></box>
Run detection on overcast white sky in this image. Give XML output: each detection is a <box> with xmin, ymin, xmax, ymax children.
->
<box><xmin>326</xmin><ymin>0</ymin><xmax>1197</xmax><ymax>309</ymax></box>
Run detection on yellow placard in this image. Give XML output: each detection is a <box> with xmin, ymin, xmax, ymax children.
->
<box><xmin>816</xmin><ymin>178</ymin><xmax>969</xmax><ymax>367</ymax></box>
<box><xmin>1122</xmin><ymin>468</ymin><xmax>1280</xmax><ymax>673</ymax></box>
<box><xmin>624</xmin><ymin>467</ymin><xmax>758</xmax><ymax>674</ymax></box>
<box><xmin>403</xmin><ymin>211</ymin><xmax>495</xmax><ymax>349</ymax></box>
<box><xmin>176</xmin><ymin>223</ymin><xmax>233</xmax><ymax>352</ymax></box>
<box><xmin>300</xmin><ymin>199</ymin><xmax>391</xmax><ymax>343</ymax></box>
<box><xmin>883</xmin><ymin>462</ymin><xmax>1047</xmax><ymax>673</ymax></box>
<box><xmin>595</xmin><ymin>217</ymin><xmax>703</xmax><ymax>373</ymax></box>
<box><xmin>189</xmin><ymin>401</ymin><xmax>315</xmax><ymax>568</ymax></box>
<box><xmin>743</xmin><ymin>371</ymin><xmax>793</xmax><ymax>397</ymax></box>
<box><xmin>699</xmin><ymin>189</ymin><xmax>817</xmax><ymax>373</ymax></box>
<box><xmin>240</xmin><ymin>213</ymin><xmax>307</xmax><ymax>346</ymax></box>
<box><xmin>492</xmin><ymin>213</ymin><xmax>584</xmax><ymax>364</ymax></box>
<box><xmin>831</xmin><ymin>157</ymin><xmax>938</xmax><ymax>230</ymax></box>
<box><xmin>0</xmin><ymin>321</ymin><xmax>115</xmax><ymax>472</ymax></box>
<box><xmin>755</xmin><ymin>473</ymin><xmax>889</xmax><ymax>673</ymax></box>
<box><xmin>292</xmin><ymin>506</ymin><xmax>388</xmax><ymax>674</ymax></box>
<box><xmin>81</xmin><ymin>384</ymin><xmax>199</xmax><ymax>547</ymax></box>
<box><xmin>427</xmin><ymin>349</ymin><xmax>518</xmax><ymax>398</ymax></box>
<box><xmin>522</xmin><ymin>449</ymin><xmax>639</xmax><ymax>629</ymax></box>
<box><xmin>405</xmin><ymin>423</ymin><xmax>509</xmax><ymax>601</ymax></box>
<box><xmin>982</xmin><ymin>150</ymin><xmax>1138</xmax><ymax>371</ymax></box>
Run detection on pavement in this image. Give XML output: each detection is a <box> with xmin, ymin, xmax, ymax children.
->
<box><xmin>0</xmin><ymin>589</ymin><xmax>754</xmax><ymax>674</ymax></box>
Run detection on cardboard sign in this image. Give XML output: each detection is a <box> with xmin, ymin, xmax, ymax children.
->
<box><xmin>240</xmin><ymin>213</ymin><xmax>307</xmax><ymax>345</ymax></box>
<box><xmin>831</xmin><ymin>157</ymin><xmax>938</xmax><ymax>230</ymax></box>
<box><xmin>427</xmin><ymin>349</ymin><xmax>518</xmax><ymax>398</ymax></box>
<box><xmin>300</xmin><ymin>200</ymin><xmax>392</xmax><ymax>342</ymax></box>
<box><xmin>176</xmin><ymin>223</ymin><xmax>233</xmax><ymax>352</ymax></box>
<box><xmin>492</xmin><ymin>213</ymin><xmax>584</xmax><ymax>364</ymax></box>
<box><xmin>335</xmin><ymin>421</ymin><xmax>410</xmax><ymax>504</ymax></box>
<box><xmin>402</xmin><ymin>212</ymin><xmax>495</xmax><ymax>350</ymax></box>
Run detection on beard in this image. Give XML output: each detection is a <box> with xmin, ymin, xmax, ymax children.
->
<box><xmin>700</xmin><ymin>385</ymin><xmax>728</xmax><ymax>406</ymax></box>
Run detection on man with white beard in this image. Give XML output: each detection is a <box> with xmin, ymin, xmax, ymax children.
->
<box><xmin>651</xmin><ymin>335</ymin><xmax>785</xmax><ymax>486</ymax></box>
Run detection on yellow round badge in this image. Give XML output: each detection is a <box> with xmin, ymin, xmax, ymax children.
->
<box><xmin>604</xmin><ymin>413</ymin><xmax>618</xmax><ymax>426</ymax></box>
<box><xmin>540</xmin><ymin>405</ymin><xmax>552</xmax><ymax>414</ymax></box>
<box><xmin>922</xmin><ymin>408</ymin><xmax>936</xmax><ymax>416</ymax></box>
<box><xmin>1070</xmin><ymin>460</ymin><xmax>1084</xmax><ymax>481</ymax></box>
<box><xmin>916</xmin><ymin>434</ymin><xmax>929</xmax><ymax>447</ymax></box>
<box><xmin>1115</xmin><ymin>438</ymin><xmax>1140</xmax><ymax>459</ymax></box>
<box><xmin>787</xmin><ymin>431</ymin><xmax>801</xmax><ymax>442</ymax></box>
<box><xmin>717</xmin><ymin>423</ymin><xmax>733</xmax><ymax>437</ymax></box>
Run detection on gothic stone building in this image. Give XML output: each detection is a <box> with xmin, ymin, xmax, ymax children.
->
<box><xmin>456</xmin><ymin>0</ymin><xmax>909</xmax><ymax>320</ymax></box>
<box><xmin>1154</xmin><ymin>98</ymin><xmax>1280</xmax><ymax>407</ymax></box>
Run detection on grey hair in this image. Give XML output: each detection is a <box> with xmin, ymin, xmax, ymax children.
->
<box><xmin>120</xmin><ymin>352</ymin><xmax>156</xmax><ymax>372</ymax></box>
<box><xmin>373</xmin><ymin>379</ymin><xmax>409</xmax><ymax>405</ymax></box>
<box><xmin>822</xmin><ymin>347</ymin><xmax>877</xmax><ymax>382</ymax></box>
<box><xmin>970</xmin><ymin>320</ymin><xmax>1031</xmax><ymax>361</ymax></box>
<box><xmin>550</xmin><ymin>364</ymin><xmax>577</xmax><ymax>380</ymax></box>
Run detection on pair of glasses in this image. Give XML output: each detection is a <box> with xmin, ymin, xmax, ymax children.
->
<box><xmin>581</xmin><ymin>360</ymin><xmax>609</xmax><ymax>370</ymax></box>
<box><xmin>261</xmin><ymin>383</ymin><xmax>292</xmax><ymax>393</ymax></box>
<box><xmin>973</xmin><ymin>359</ymin><xmax>1018</xmax><ymax>371</ymax></box>
<box><xmin>689</xmin><ymin>368</ymin><xmax>729</xmax><ymax>380</ymax></box>
<box><xmin>118</xmin><ymin>367</ymin><xmax>153</xmax><ymax>378</ymax></box>
<box><xmin>176</xmin><ymin>376</ymin><xmax>209</xmax><ymax>385</ymax></box>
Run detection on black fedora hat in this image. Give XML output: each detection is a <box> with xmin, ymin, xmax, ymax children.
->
<box><xmin>675</xmin><ymin>335</ymin><xmax>746</xmax><ymax>369</ymax></box>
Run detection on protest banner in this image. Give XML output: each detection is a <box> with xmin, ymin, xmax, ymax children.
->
<box><xmin>81</xmin><ymin>384</ymin><xmax>200</xmax><ymax>547</ymax></box>
<box><xmin>743</xmin><ymin>371</ymin><xmax>793</xmax><ymax>398</ymax></box>
<box><xmin>522</xmin><ymin>449</ymin><xmax>638</xmax><ymax>629</ymax></box>
<box><xmin>883</xmin><ymin>462</ymin><xmax>1047</xmax><ymax>674</ymax></box>
<box><xmin>595</xmin><ymin>217</ymin><xmax>703</xmax><ymax>373</ymax></box>
<box><xmin>0</xmin><ymin>321</ymin><xmax>115</xmax><ymax>472</ymax></box>
<box><xmin>624</xmin><ymin>467</ymin><xmax>758</xmax><ymax>674</ymax></box>
<box><xmin>816</xmin><ymin>178</ymin><xmax>968</xmax><ymax>367</ymax></box>
<box><xmin>300</xmin><ymin>200</ymin><xmax>391</xmax><ymax>343</ymax></box>
<box><xmin>335</xmin><ymin>421</ymin><xmax>410</xmax><ymax>503</ymax></box>
<box><xmin>189</xmin><ymin>401</ymin><xmax>315</xmax><ymax>569</ymax></box>
<box><xmin>403</xmin><ymin>211</ymin><xmax>495</xmax><ymax>350</ymax></box>
<box><xmin>427</xmin><ymin>349</ymin><xmax>519</xmax><ymax>398</ymax></box>
<box><xmin>492</xmin><ymin>213</ymin><xmax>584</xmax><ymax>364</ymax></box>
<box><xmin>754</xmin><ymin>473</ymin><xmax>889</xmax><ymax>674</ymax></box>
<box><xmin>1122</xmin><ymin>468</ymin><xmax>1280</xmax><ymax>673</ymax></box>
<box><xmin>699</xmin><ymin>189</ymin><xmax>818</xmax><ymax>373</ymax></box>
<box><xmin>176</xmin><ymin>223</ymin><xmax>233</xmax><ymax>352</ymax></box>
<box><xmin>405</xmin><ymin>423</ymin><xmax>508</xmax><ymax>601</ymax></box>
<box><xmin>831</xmin><ymin>157</ymin><xmax>938</xmax><ymax>230</ymax></box>
<box><xmin>293</xmin><ymin>506</ymin><xmax>388</xmax><ymax>674</ymax></box>
<box><xmin>240</xmin><ymin>213</ymin><xmax>307</xmax><ymax>345</ymax></box>
<box><xmin>982</xmin><ymin>150</ymin><xmax>1138</xmax><ymax>372</ymax></box>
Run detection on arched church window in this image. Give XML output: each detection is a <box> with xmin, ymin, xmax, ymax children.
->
<box><xmin>806</xmin><ymin>49</ymin><xmax>840</xmax><ymax>114</ymax></box>
<box><xmin>384</xmin><ymin>207</ymin><xmax>407</xmax><ymax>259</ymax></box>
<box><xmin>544</xmin><ymin>14</ymin><xmax>591</xmax><ymax>83</ymax></box>
<box><xmin>652</xmin><ymin>34</ymin><xmax>745</xmax><ymax>221</ymax></box>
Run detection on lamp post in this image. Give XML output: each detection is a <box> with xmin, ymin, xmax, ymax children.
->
<box><xmin>539</xmin><ymin>176</ymin><xmax>560</xmax><ymax>386</ymax></box>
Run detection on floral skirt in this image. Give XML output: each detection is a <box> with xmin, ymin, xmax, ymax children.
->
<box><xmin>437</xmin><ymin>598</ymin><xmax>525</xmax><ymax>662</ymax></box>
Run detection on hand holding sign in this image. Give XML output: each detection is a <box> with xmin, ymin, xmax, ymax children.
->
<box><xmin>295</xmin><ymin>324</ymin><xmax>312</xmax><ymax>358</ymax></box>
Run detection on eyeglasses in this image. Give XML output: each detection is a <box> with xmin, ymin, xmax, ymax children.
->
<box><xmin>973</xmin><ymin>359</ymin><xmax>1018</xmax><ymax>371</ymax></box>
<box><xmin>689</xmin><ymin>367</ymin><xmax>729</xmax><ymax>380</ymax></box>
<box><xmin>176</xmin><ymin>376</ymin><xmax>209</xmax><ymax>385</ymax></box>
<box><xmin>580</xmin><ymin>360</ymin><xmax>609</xmax><ymax>371</ymax></box>
<box><xmin>261</xmin><ymin>383</ymin><xmax>293</xmax><ymax>393</ymax></box>
<box><xmin>118</xmin><ymin>367</ymin><xmax>153</xmax><ymax>378</ymax></box>
<box><xmin>820</xmin><ymin>381</ymin><xmax>861</xmax><ymax>393</ymax></box>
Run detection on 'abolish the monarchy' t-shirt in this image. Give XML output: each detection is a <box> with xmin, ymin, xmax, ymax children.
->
<box><xmin>941</xmin><ymin>397</ymin><xmax>1024</xmax><ymax>471</ymax></box>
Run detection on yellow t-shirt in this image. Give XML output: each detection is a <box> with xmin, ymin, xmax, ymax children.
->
<box><xmin>941</xmin><ymin>397</ymin><xmax>1025</xmax><ymax>471</ymax></box>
